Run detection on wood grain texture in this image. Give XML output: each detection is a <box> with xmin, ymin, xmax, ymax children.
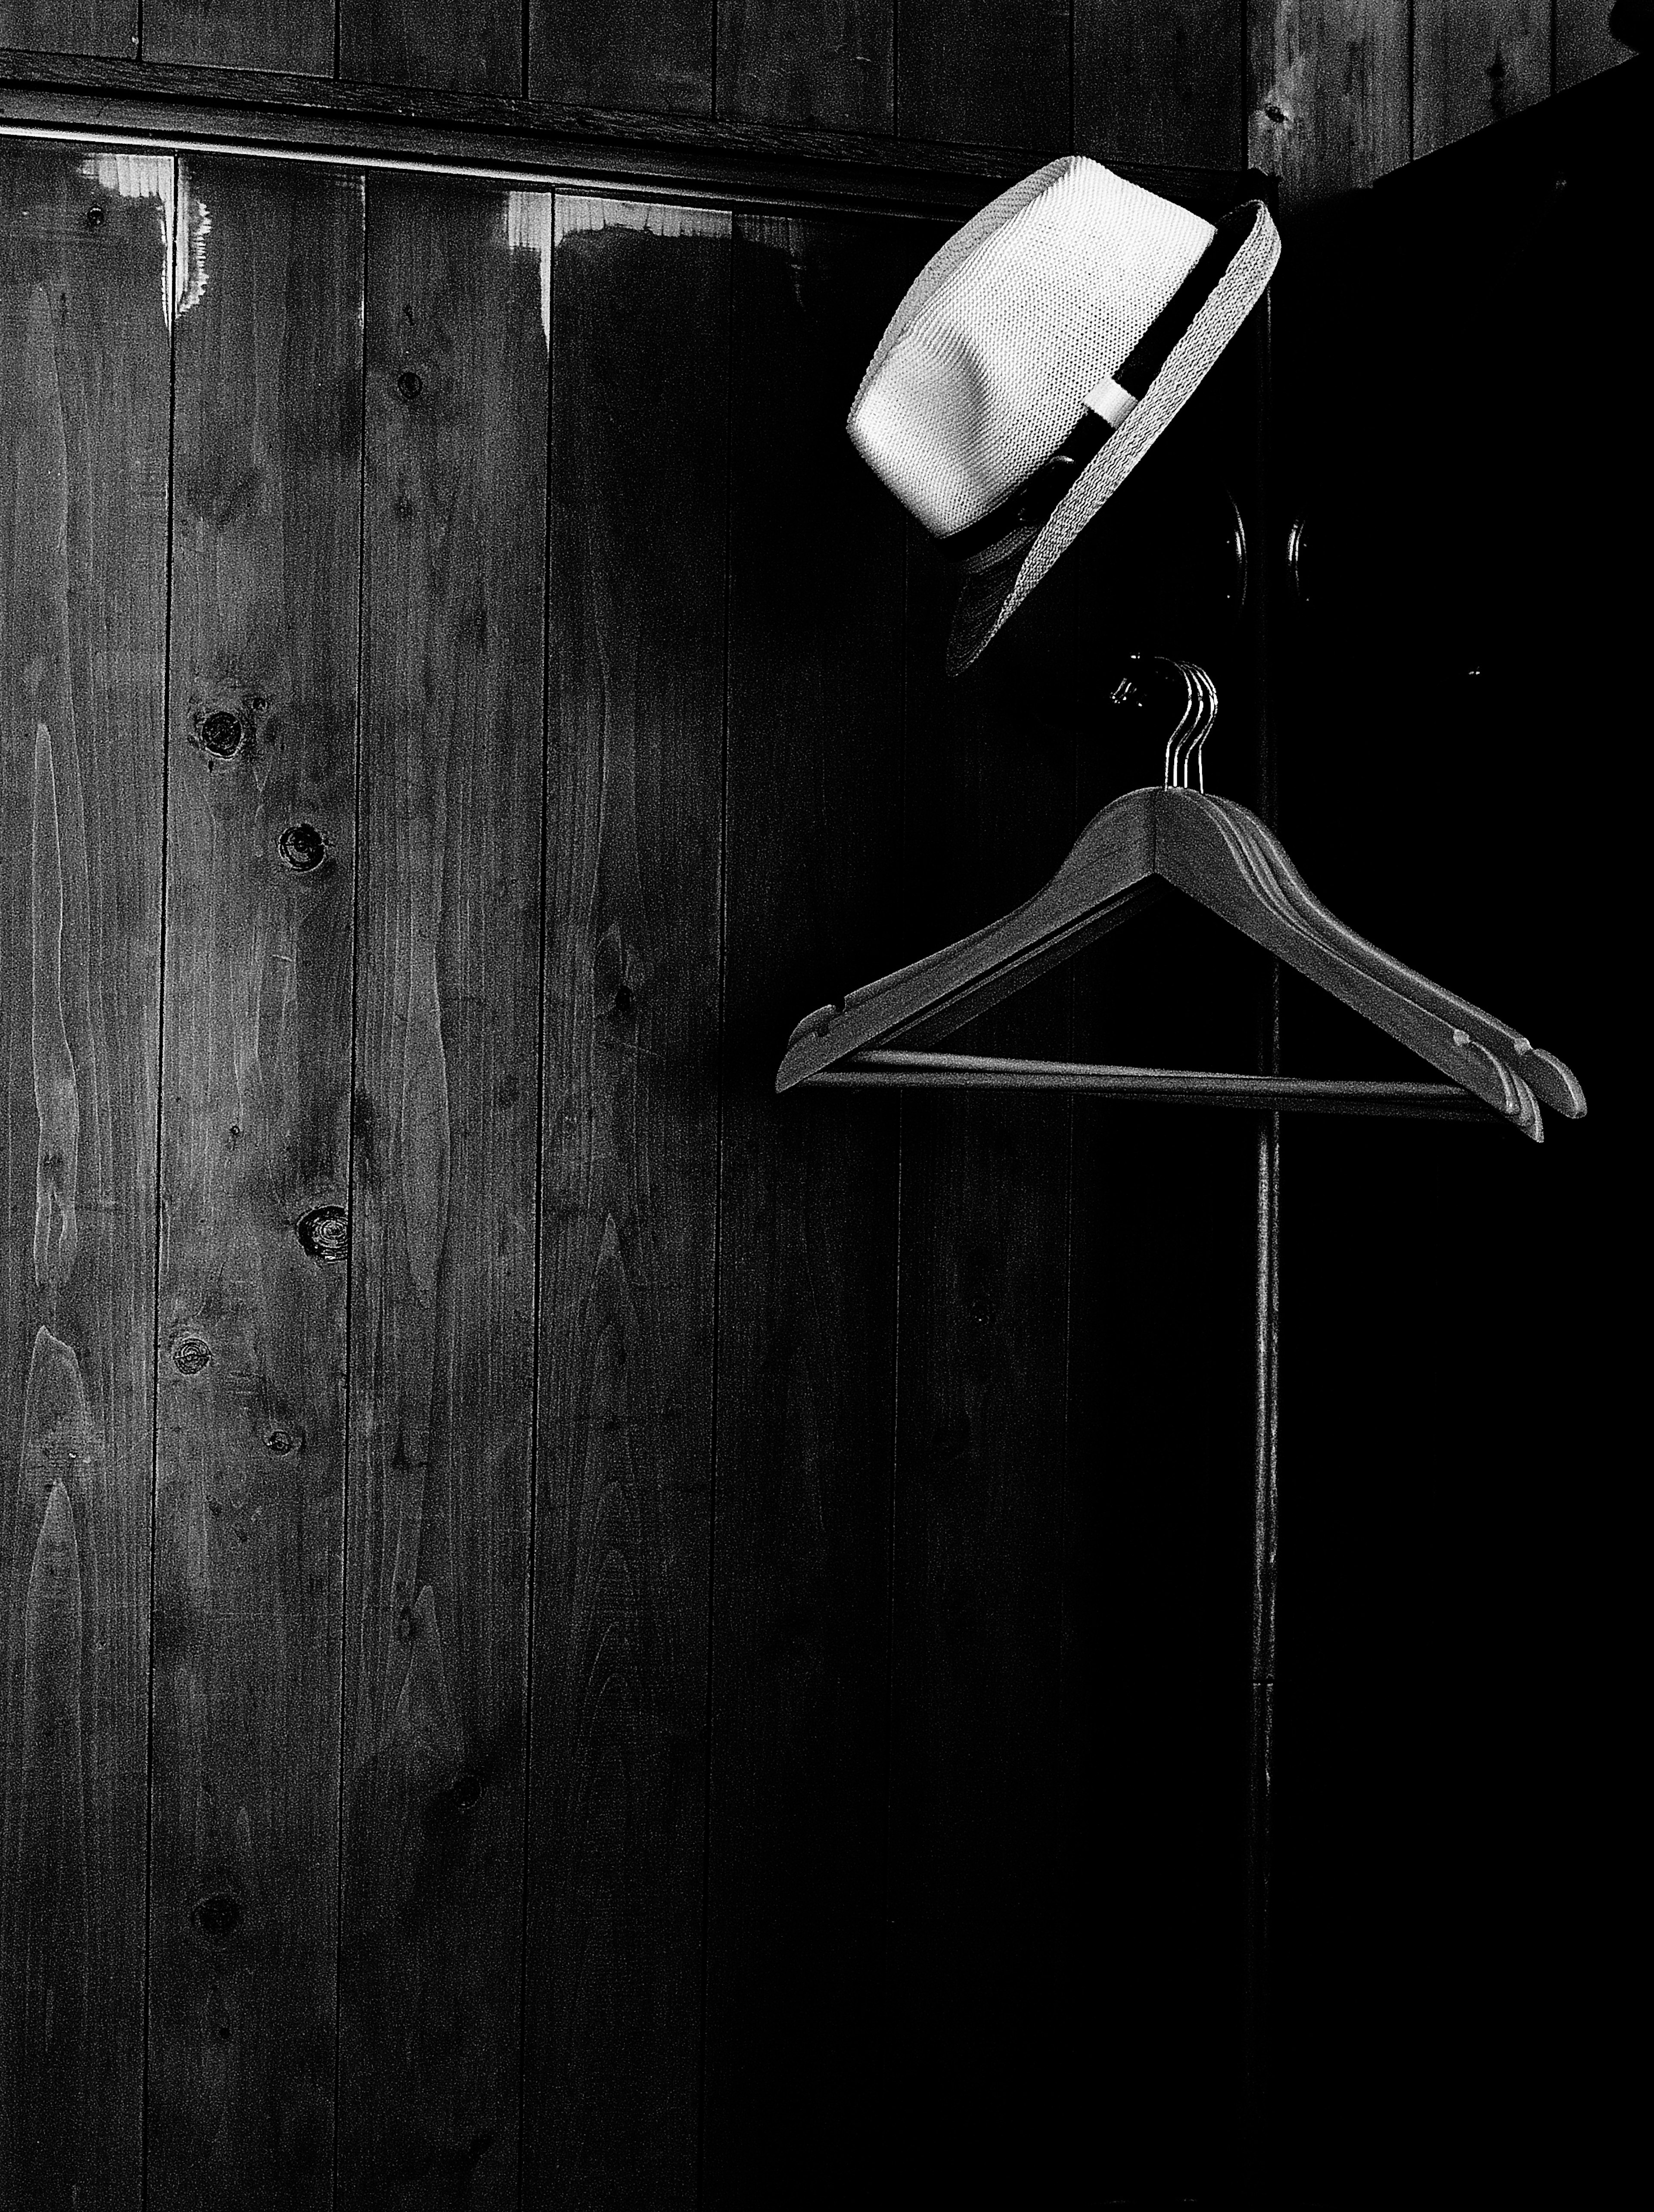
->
<box><xmin>336</xmin><ymin>173</ymin><xmax>546</xmax><ymax>2210</ymax></box>
<box><xmin>146</xmin><ymin>155</ymin><xmax>363</xmax><ymax>2210</ymax></box>
<box><xmin>0</xmin><ymin>0</ymin><xmax>134</xmax><ymax>55</ymax></box>
<box><xmin>700</xmin><ymin>211</ymin><xmax>910</xmax><ymax>2204</ymax></box>
<box><xmin>1076</xmin><ymin>0</ymin><xmax>1245</xmax><ymax>168</ymax></box>
<box><xmin>143</xmin><ymin>0</ymin><xmax>333</xmax><ymax>75</ymax></box>
<box><xmin>899</xmin><ymin>0</ymin><xmax>1070</xmax><ymax>149</ymax></box>
<box><xmin>1414</xmin><ymin>1</ymin><xmax>1550</xmax><ymax>156</ymax></box>
<box><xmin>717</xmin><ymin>0</ymin><xmax>892</xmax><ymax>131</ymax></box>
<box><xmin>529</xmin><ymin>0</ymin><xmax>713</xmax><ymax>114</ymax></box>
<box><xmin>0</xmin><ymin>140</ymin><xmax>170</xmax><ymax>2209</ymax></box>
<box><xmin>884</xmin><ymin>541</ymin><xmax>1078</xmax><ymax>2196</ymax></box>
<box><xmin>1249</xmin><ymin>0</ymin><xmax>1411</xmax><ymax>207</ymax></box>
<box><xmin>520</xmin><ymin>190</ymin><xmax>730</xmax><ymax>2212</ymax></box>
<box><xmin>339</xmin><ymin>0</ymin><xmax>521</xmax><ymax>95</ymax></box>
<box><xmin>1556</xmin><ymin>0</ymin><xmax>1632</xmax><ymax>87</ymax></box>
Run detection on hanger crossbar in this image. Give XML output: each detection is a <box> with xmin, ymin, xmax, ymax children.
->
<box><xmin>799</xmin><ymin>1048</ymin><xmax>1497</xmax><ymax>1119</ymax></box>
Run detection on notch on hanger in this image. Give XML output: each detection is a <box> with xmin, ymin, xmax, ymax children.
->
<box><xmin>776</xmin><ymin>658</ymin><xmax>1584</xmax><ymax>1142</ymax></box>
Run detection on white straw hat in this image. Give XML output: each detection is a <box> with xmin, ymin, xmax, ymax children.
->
<box><xmin>848</xmin><ymin>156</ymin><xmax>1281</xmax><ymax>674</ymax></box>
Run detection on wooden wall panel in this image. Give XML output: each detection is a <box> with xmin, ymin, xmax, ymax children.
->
<box><xmin>701</xmin><ymin>211</ymin><xmax>910</xmax><ymax>2204</ymax></box>
<box><xmin>339</xmin><ymin>0</ymin><xmax>520</xmax><ymax>95</ymax></box>
<box><xmin>336</xmin><ymin>174</ymin><xmax>546</xmax><ymax>2210</ymax></box>
<box><xmin>143</xmin><ymin>0</ymin><xmax>333</xmax><ymax>75</ymax></box>
<box><xmin>1076</xmin><ymin>0</ymin><xmax>1246</xmax><ymax>168</ymax></box>
<box><xmin>0</xmin><ymin>0</ymin><xmax>134</xmax><ymax>55</ymax></box>
<box><xmin>1556</xmin><ymin>0</ymin><xmax>1632</xmax><ymax>88</ymax></box>
<box><xmin>1414</xmin><ymin>2</ymin><xmax>1550</xmax><ymax>156</ymax></box>
<box><xmin>1249</xmin><ymin>1</ymin><xmax>1411</xmax><ymax>206</ymax></box>
<box><xmin>147</xmin><ymin>156</ymin><xmax>364</xmax><ymax>2208</ymax></box>
<box><xmin>521</xmin><ymin>191</ymin><xmax>730</xmax><ymax>2211</ymax></box>
<box><xmin>0</xmin><ymin>139</ymin><xmax>169</xmax><ymax>2210</ymax></box>
<box><xmin>717</xmin><ymin>0</ymin><xmax>893</xmax><ymax>131</ymax></box>
<box><xmin>899</xmin><ymin>0</ymin><xmax>1071</xmax><ymax>148</ymax></box>
<box><xmin>529</xmin><ymin>0</ymin><xmax>713</xmax><ymax>114</ymax></box>
<box><xmin>884</xmin><ymin>551</ymin><xmax>1078</xmax><ymax>2194</ymax></box>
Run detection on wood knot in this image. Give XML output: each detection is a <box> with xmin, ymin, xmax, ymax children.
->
<box><xmin>171</xmin><ymin>1329</ymin><xmax>212</xmax><ymax>1376</ymax></box>
<box><xmin>395</xmin><ymin>1602</ymin><xmax>416</xmax><ymax>1642</ymax></box>
<box><xmin>296</xmin><ymin>1206</ymin><xmax>348</xmax><ymax>1263</ymax></box>
<box><xmin>85</xmin><ymin>202</ymin><xmax>106</xmax><ymax>229</ymax></box>
<box><xmin>445</xmin><ymin>1771</ymin><xmax>482</xmax><ymax>1815</ymax></box>
<box><xmin>279</xmin><ymin>822</ymin><xmax>327</xmax><ymax>872</ymax></box>
<box><xmin>612</xmin><ymin>984</ymin><xmax>635</xmax><ymax>1018</ymax></box>
<box><xmin>264</xmin><ymin>1425</ymin><xmax>299</xmax><ymax>1456</ymax></box>
<box><xmin>187</xmin><ymin>681</ymin><xmax>272</xmax><ymax>767</ymax></box>
<box><xmin>200</xmin><ymin>710</ymin><xmax>243</xmax><ymax>760</ymax></box>
<box><xmin>396</xmin><ymin>369</ymin><xmax>424</xmax><ymax>402</ymax></box>
<box><xmin>192</xmin><ymin>1891</ymin><xmax>240</xmax><ymax>1941</ymax></box>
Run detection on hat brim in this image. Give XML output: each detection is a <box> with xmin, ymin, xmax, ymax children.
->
<box><xmin>946</xmin><ymin>199</ymin><xmax>1281</xmax><ymax>677</ymax></box>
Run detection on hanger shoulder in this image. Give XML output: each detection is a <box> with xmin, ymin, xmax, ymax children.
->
<box><xmin>777</xmin><ymin>788</ymin><xmax>1160</xmax><ymax>1090</ymax></box>
<box><xmin>1154</xmin><ymin>791</ymin><xmax>1543</xmax><ymax>1138</ymax></box>
<box><xmin>1209</xmin><ymin>797</ymin><xmax>1586</xmax><ymax>1120</ymax></box>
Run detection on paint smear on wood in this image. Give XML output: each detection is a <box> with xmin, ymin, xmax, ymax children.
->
<box><xmin>554</xmin><ymin>195</ymin><xmax>731</xmax><ymax>247</ymax></box>
<box><xmin>504</xmin><ymin>189</ymin><xmax>554</xmax><ymax>349</ymax></box>
<box><xmin>77</xmin><ymin>151</ymin><xmax>208</xmax><ymax>327</ymax></box>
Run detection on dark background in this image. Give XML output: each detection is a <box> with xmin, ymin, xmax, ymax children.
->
<box><xmin>0</xmin><ymin>6</ymin><xmax>1640</xmax><ymax>2208</ymax></box>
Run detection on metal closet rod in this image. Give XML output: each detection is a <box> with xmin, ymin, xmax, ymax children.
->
<box><xmin>801</xmin><ymin>1049</ymin><xmax>1497</xmax><ymax>1119</ymax></box>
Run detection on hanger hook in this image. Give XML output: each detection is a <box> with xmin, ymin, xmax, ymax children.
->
<box><xmin>1162</xmin><ymin>666</ymin><xmax>1200</xmax><ymax>789</ymax></box>
<box><xmin>1169</xmin><ymin>658</ymin><xmax>1218</xmax><ymax>791</ymax></box>
<box><xmin>1113</xmin><ymin>654</ymin><xmax>1216</xmax><ymax>790</ymax></box>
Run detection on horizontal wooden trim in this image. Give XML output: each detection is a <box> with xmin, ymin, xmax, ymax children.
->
<box><xmin>798</xmin><ymin>1050</ymin><xmax>1498</xmax><ymax>1119</ymax></box>
<box><xmin>0</xmin><ymin>48</ymin><xmax>1264</xmax><ymax>219</ymax></box>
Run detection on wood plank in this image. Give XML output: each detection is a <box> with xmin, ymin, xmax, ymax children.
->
<box><xmin>717</xmin><ymin>0</ymin><xmax>893</xmax><ymax>131</ymax></box>
<box><xmin>339</xmin><ymin>0</ymin><xmax>520</xmax><ymax>95</ymax></box>
<box><xmin>143</xmin><ymin>0</ymin><xmax>333</xmax><ymax>76</ymax></box>
<box><xmin>336</xmin><ymin>171</ymin><xmax>547</xmax><ymax>2210</ymax></box>
<box><xmin>528</xmin><ymin>0</ymin><xmax>713</xmax><ymax>115</ymax></box>
<box><xmin>883</xmin><ymin>539</ymin><xmax>1078</xmax><ymax>2194</ymax></box>
<box><xmin>899</xmin><ymin>0</ymin><xmax>1070</xmax><ymax>150</ymax></box>
<box><xmin>1248</xmin><ymin>0</ymin><xmax>1410</xmax><ymax>209</ymax></box>
<box><xmin>0</xmin><ymin>0</ymin><xmax>134</xmax><ymax>57</ymax></box>
<box><xmin>1076</xmin><ymin>0</ymin><xmax>1245</xmax><ymax>169</ymax></box>
<box><xmin>146</xmin><ymin>155</ymin><xmax>364</xmax><ymax>2208</ymax></box>
<box><xmin>701</xmin><ymin>209</ymin><xmax>911</xmax><ymax>2204</ymax></box>
<box><xmin>1414</xmin><ymin>1</ymin><xmax>1550</xmax><ymax>157</ymax></box>
<box><xmin>1556</xmin><ymin>0</ymin><xmax>1633</xmax><ymax>88</ymax></box>
<box><xmin>0</xmin><ymin>137</ymin><xmax>170</xmax><ymax>2211</ymax></box>
<box><xmin>520</xmin><ymin>189</ymin><xmax>730</xmax><ymax>2212</ymax></box>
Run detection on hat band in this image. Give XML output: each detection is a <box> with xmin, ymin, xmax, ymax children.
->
<box><xmin>938</xmin><ymin>203</ymin><xmax>1262</xmax><ymax>576</ymax></box>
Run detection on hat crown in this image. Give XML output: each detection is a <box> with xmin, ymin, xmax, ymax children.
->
<box><xmin>849</xmin><ymin>156</ymin><xmax>1215</xmax><ymax>539</ymax></box>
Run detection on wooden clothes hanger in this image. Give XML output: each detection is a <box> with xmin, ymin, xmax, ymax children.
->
<box><xmin>776</xmin><ymin>657</ymin><xmax>1585</xmax><ymax>1143</ymax></box>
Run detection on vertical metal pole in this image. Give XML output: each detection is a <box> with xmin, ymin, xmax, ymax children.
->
<box><xmin>1244</xmin><ymin>247</ymin><xmax>1281</xmax><ymax>2173</ymax></box>
<box><xmin>1246</xmin><ymin>1084</ymin><xmax>1281</xmax><ymax>2154</ymax></box>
